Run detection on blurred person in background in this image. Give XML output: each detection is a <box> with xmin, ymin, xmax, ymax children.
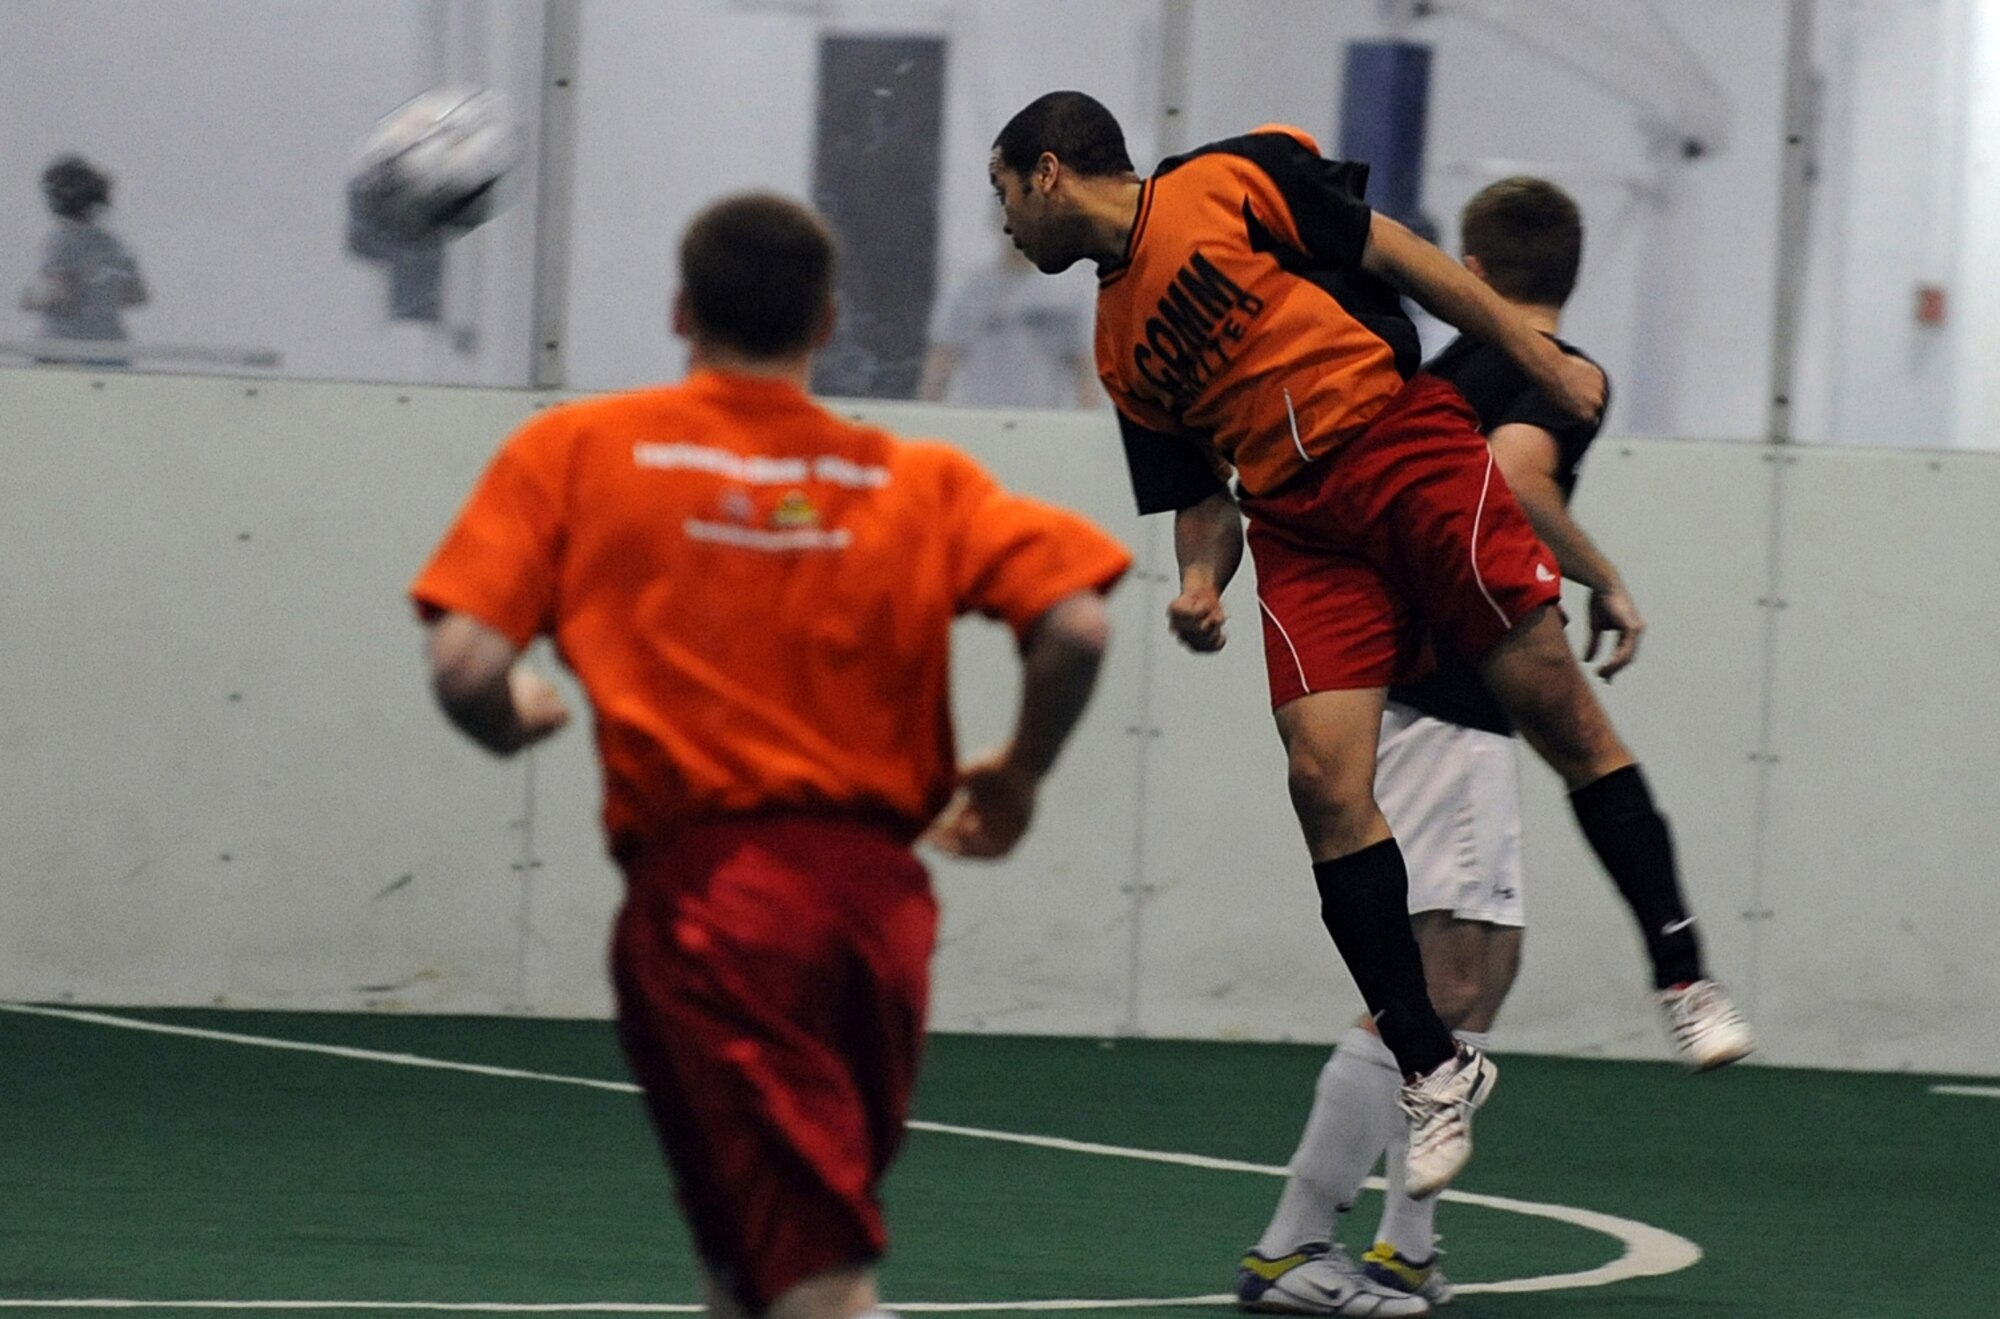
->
<box><xmin>920</xmin><ymin>229</ymin><xmax>1100</xmax><ymax>410</ymax></box>
<box><xmin>22</xmin><ymin>155</ymin><xmax>148</xmax><ymax>352</ymax></box>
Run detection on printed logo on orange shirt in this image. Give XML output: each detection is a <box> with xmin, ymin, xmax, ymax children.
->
<box><xmin>771</xmin><ymin>490</ymin><xmax>821</xmax><ymax>530</ymax></box>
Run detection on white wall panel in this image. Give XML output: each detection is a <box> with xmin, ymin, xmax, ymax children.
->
<box><xmin>1758</xmin><ymin>447</ymin><xmax>2000</xmax><ymax>1069</ymax></box>
<box><xmin>1503</xmin><ymin>440</ymin><xmax>1775</xmax><ymax>1060</ymax></box>
<box><xmin>6</xmin><ymin>369</ymin><xmax>2000</xmax><ymax>1075</ymax></box>
<box><xmin>863</xmin><ymin>404</ymin><xmax>1156</xmax><ymax>1036</ymax></box>
<box><xmin>0</xmin><ymin>371</ymin><xmax>550</xmax><ymax>1008</ymax></box>
<box><xmin>1126</xmin><ymin>553</ymin><xmax>1363</xmax><ymax>1043</ymax></box>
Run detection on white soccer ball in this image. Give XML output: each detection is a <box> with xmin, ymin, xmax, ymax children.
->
<box><xmin>350</xmin><ymin>87</ymin><xmax>525</xmax><ymax>241</ymax></box>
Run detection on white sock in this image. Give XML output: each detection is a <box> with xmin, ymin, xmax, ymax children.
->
<box><xmin>1256</xmin><ymin>1026</ymin><xmax>1403</xmax><ymax>1256</ymax></box>
<box><xmin>1375</xmin><ymin>1030</ymin><xmax>1490</xmax><ymax>1261</ymax></box>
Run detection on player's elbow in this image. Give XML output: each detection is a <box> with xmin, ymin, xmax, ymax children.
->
<box><xmin>430</xmin><ymin>661</ymin><xmax>495</xmax><ymax>723</ymax></box>
<box><xmin>1032</xmin><ymin>590</ymin><xmax>1112</xmax><ymax>665</ymax></box>
<box><xmin>429</xmin><ymin>673</ymin><xmax>523</xmax><ymax>758</ymax></box>
<box><xmin>425</xmin><ymin>614</ymin><xmax>519</xmax><ymax>746</ymax></box>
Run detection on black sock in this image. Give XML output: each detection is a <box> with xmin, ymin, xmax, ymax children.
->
<box><xmin>1312</xmin><ymin>840</ymin><xmax>1456</xmax><ymax>1077</ymax></box>
<box><xmin>1569</xmin><ymin>764</ymin><xmax>1705</xmax><ymax>988</ymax></box>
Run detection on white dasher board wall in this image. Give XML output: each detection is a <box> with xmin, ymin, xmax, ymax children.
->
<box><xmin>2</xmin><ymin>368</ymin><xmax>1996</xmax><ymax>1076</ymax></box>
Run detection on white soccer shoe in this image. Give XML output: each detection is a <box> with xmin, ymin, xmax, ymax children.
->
<box><xmin>1657</xmin><ymin>979</ymin><xmax>1755</xmax><ymax>1071</ymax></box>
<box><xmin>1398</xmin><ymin>1046</ymin><xmax>1498</xmax><ymax>1200</ymax></box>
<box><xmin>1236</xmin><ymin>1243</ymin><xmax>1432</xmax><ymax>1316</ymax></box>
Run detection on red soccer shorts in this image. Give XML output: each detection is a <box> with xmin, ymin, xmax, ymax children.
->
<box><xmin>1244</xmin><ymin>373</ymin><xmax>1561</xmax><ymax>708</ymax></box>
<box><xmin>610</xmin><ymin>814</ymin><xmax>938</xmax><ymax>1312</ymax></box>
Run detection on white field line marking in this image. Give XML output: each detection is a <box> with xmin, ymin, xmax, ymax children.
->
<box><xmin>0</xmin><ymin>1004</ymin><xmax>643</xmax><ymax>1093</ymax></box>
<box><xmin>0</xmin><ymin>1303</ymin><xmax>1235</xmax><ymax>1314</ymax></box>
<box><xmin>0</xmin><ymin>1307</ymin><xmax>706</xmax><ymax>1314</ymax></box>
<box><xmin>1930</xmin><ymin>1084</ymin><xmax>2000</xmax><ymax>1099</ymax></box>
<box><xmin>0</xmin><ymin>1003</ymin><xmax>1699</xmax><ymax>1299</ymax></box>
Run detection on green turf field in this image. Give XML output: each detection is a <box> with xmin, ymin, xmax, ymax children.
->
<box><xmin>0</xmin><ymin>1005</ymin><xmax>1992</xmax><ymax>1317</ymax></box>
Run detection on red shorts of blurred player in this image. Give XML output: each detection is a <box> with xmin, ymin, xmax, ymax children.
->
<box><xmin>611</xmin><ymin>814</ymin><xmax>938</xmax><ymax>1312</ymax></box>
<box><xmin>1244</xmin><ymin>372</ymin><xmax>1561</xmax><ymax>707</ymax></box>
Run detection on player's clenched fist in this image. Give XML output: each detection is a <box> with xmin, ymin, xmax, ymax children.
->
<box><xmin>508</xmin><ymin>666</ymin><xmax>572</xmax><ymax>745</ymax></box>
<box><xmin>925</xmin><ymin>751</ymin><xmax>1038</xmax><ymax>859</ymax></box>
<box><xmin>1167</xmin><ymin>586</ymin><xmax>1228</xmax><ymax>653</ymax></box>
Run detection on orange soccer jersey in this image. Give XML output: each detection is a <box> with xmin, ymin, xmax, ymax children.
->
<box><xmin>411</xmin><ymin>371</ymin><xmax>1131</xmax><ymax>849</ymax></box>
<box><xmin>1095</xmin><ymin>125</ymin><xmax>1421</xmax><ymax>509</ymax></box>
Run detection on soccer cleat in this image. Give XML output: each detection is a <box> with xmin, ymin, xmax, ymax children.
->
<box><xmin>1657</xmin><ymin>979</ymin><xmax>1755</xmax><ymax>1071</ymax></box>
<box><xmin>1398</xmin><ymin>1045</ymin><xmax>1497</xmax><ymax>1200</ymax></box>
<box><xmin>1236</xmin><ymin>1243</ymin><xmax>1432</xmax><ymax>1316</ymax></box>
<box><xmin>1361</xmin><ymin>1242</ymin><xmax>1454</xmax><ymax>1307</ymax></box>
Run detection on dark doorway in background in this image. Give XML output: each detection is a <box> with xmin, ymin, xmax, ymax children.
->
<box><xmin>809</xmin><ymin>35</ymin><xmax>946</xmax><ymax>399</ymax></box>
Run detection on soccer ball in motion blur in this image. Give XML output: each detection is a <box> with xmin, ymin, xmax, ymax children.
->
<box><xmin>349</xmin><ymin>87</ymin><xmax>525</xmax><ymax>242</ymax></box>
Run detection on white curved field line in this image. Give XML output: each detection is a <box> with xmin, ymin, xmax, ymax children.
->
<box><xmin>901</xmin><ymin>1119</ymin><xmax>1698</xmax><ymax>1296</ymax></box>
<box><xmin>1930</xmin><ymin>1084</ymin><xmax>2000</xmax><ymax>1099</ymax></box>
<box><xmin>0</xmin><ymin>1003</ymin><xmax>1699</xmax><ymax>1307</ymax></box>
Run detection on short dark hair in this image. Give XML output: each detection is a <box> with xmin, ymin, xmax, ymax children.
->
<box><xmin>1460</xmin><ymin>176</ymin><xmax>1583</xmax><ymax>306</ymax></box>
<box><xmin>994</xmin><ymin>91</ymin><xmax>1134</xmax><ymax>178</ymax></box>
<box><xmin>42</xmin><ymin>155</ymin><xmax>111</xmax><ymax>220</ymax></box>
<box><xmin>679</xmin><ymin>193</ymin><xmax>836</xmax><ymax>357</ymax></box>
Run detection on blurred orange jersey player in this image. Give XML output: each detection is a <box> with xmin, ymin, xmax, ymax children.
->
<box><xmin>412</xmin><ymin>193</ymin><xmax>1129</xmax><ymax>1319</ymax></box>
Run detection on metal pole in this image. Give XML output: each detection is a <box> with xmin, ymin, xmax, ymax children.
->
<box><xmin>1765</xmin><ymin>0</ymin><xmax>1816</xmax><ymax>444</ymax></box>
<box><xmin>1119</xmin><ymin>0</ymin><xmax>1195</xmax><ymax>1039</ymax></box>
<box><xmin>1157</xmin><ymin>0</ymin><xmax>1193</xmax><ymax>159</ymax></box>
<box><xmin>1742</xmin><ymin>0</ymin><xmax>1818</xmax><ymax>1027</ymax></box>
<box><xmin>529</xmin><ymin>0</ymin><xmax>582</xmax><ymax>390</ymax></box>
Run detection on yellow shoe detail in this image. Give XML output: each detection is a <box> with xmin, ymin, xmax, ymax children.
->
<box><xmin>1361</xmin><ymin>1242</ymin><xmax>1431</xmax><ymax>1290</ymax></box>
<box><xmin>1238</xmin><ymin>1249</ymin><xmax>1318</xmax><ymax>1282</ymax></box>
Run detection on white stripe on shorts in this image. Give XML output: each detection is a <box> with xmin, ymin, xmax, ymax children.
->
<box><xmin>1258</xmin><ymin>596</ymin><xmax>1312</xmax><ymax>697</ymax></box>
<box><xmin>1467</xmin><ymin>449</ymin><xmax>1515</xmax><ymax>629</ymax></box>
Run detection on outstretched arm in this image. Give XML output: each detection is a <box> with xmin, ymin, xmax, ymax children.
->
<box><xmin>1489</xmin><ymin>424</ymin><xmax>1644</xmax><ymax>680</ymax></box>
<box><xmin>1167</xmin><ymin>488</ymin><xmax>1242</xmax><ymax>653</ymax></box>
<box><xmin>1361</xmin><ymin>213</ymin><xmax>1604</xmax><ymax>422</ymax></box>
<box><xmin>425</xmin><ymin>612</ymin><xmax>572</xmax><ymax>755</ymax></box>
<box><xmin>926</xmin><ymin>589</ymin><xmax>1111</xmax><ymax>858</ymax></box>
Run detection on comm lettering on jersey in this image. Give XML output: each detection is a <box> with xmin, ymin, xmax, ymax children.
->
<box><xmin>1132</xmin><ymin>250</ymin><xmax>1266</xmax><ymax>417</ymax></box>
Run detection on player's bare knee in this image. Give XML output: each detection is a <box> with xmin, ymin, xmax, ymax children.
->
<box><xmin>1486</xmin><ymin>643</ymin><xmax>1626</xmax><ymax>779</ymax></box>
<box><xmin>1284</xmin><ymin>744</ymin><xmax>1375</xmax><ymax>840</ymax></box>
<box><xmin>1522</xmin><ymin>689</ymin><xmax>1628</xmax><ymax>782</ymax></box>
<box><xmin>1483</xmin><ymin>618</ymin><xmax>1576</xmax><ymax>707</ymax></box>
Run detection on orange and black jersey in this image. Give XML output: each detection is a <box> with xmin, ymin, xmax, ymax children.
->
<box><xmin>1096</xmin><ymin>125</ymin><xmax>1420</xmax><ymax>514</ymax></box>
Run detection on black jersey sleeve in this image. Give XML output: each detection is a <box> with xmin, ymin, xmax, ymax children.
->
<box><xmin>1492</xmin><ymin>377</ymin><xmax>1594</xmax><ymax>437</ymax></box>
<box><xmin>1118</xmin><ymin>410</ymin><xmax>1229</xmax><ymax>515</ymax></box>
<box><xmin>1163</xmin><ymin>132</ymin><xmax>1375</xmax><ymax>271</ymax></box>
<box><xmin>1428</xmin><ymin>334</ymin><xmax>1609</xmax><ymax>497</ymax></box>
<box><xmin>1493</xmin><ymin>345</ymin><xmax>1609</xmax><ymax>493</ymax></box>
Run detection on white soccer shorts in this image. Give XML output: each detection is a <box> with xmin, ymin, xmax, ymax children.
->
<box><xmin>1376</xmin><ymin>699</ymin><xmax>1526</xmax><ymax>927</ymax></box>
